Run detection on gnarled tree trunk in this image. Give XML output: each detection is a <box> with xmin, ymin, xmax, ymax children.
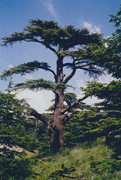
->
<box><xmin>50</xmin><ymin>88</ymin><xmax>65</xmax><ymax>151</ymax></box>
<box><xmin>50</xmin><ymin>117</ymin><xmax>65</xmax><ymax>151</ymax></box>
<box><xmin>50</xmin><ymin>55</ymin><xmax>66</xmax><ymax>151</ymax></box>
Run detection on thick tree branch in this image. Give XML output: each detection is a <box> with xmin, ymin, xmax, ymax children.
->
<box><xmin>63</xmin><ymin>63</ymin><xmax>74</xmax><ymax>67</ymax></box>
<box><xmin>25</xmin><ymin>38</ymin><xmax>57</xmax><ymax>53</ymax></box>
<box><xmin>75</xmin><ymin>62</ymin><xmax>94</xmax><ymax>69</ymax></box>
<box><xmin>64</xmin><ymin>113</ymin><xmax>73</xmax><ymax>124</ymax></box>
<box><xmin>63</xmin><ymin>62</ymin><xmax>96</xmax><ymax>84</ymax></box>
<box><xmin>62</xmin><ymin>95</ymin><xmax>88</xmax><ymax>114</ymax></box>
<box><xmin>75</xmin><ymin>61</ymin><xmax>87</xmax><ymax>65</ymax></box>
<box><xmin>63</xmin><ymin>68</ymin><xmax>76</xmax><ymax>84</ymax></box>
<box><xmin>28</xmin><ymin>108</ymin><xmax>49</xmax><ymax>126</ymax></box>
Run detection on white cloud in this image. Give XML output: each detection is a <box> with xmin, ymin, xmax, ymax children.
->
<box><xmin>42</xmin><ymin>0</ymin><xmax>59</xmax><ymax>21</ymax></box>
<box><xmin>81</xmin><ymin>21</ymin><xmax>101</xmax><ymax>34</ymax></box>
<box><xmin>24</xmin><ymin>74</ymin><xmax>33</xmax><ymax>80</ymax></box>
<box><xmin>8</xmin><ymin>64</ymin><xmax>13</xmax><ymax>68</ymax></box>
<box><xmin>16</xmin><ymin>89</ymin><xmax>54</xmax><ymax>113</ymax></box>
<box><xmin>98</xmin><ymin>73</ymin><xmax>115</xmax><ymax>84</ymax></box>
<box><xmin>94</xmin><ymin>26</ymin><xmax>101</xmax><ymax>34</ymax></box>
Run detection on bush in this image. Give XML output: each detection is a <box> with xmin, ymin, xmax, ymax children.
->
<box><xmin>0</xmin><ymin>157</ymin><xmax>33</xmax><ymax>180</ymax></box>
<box><xmin>90</xmin><ymin>158</ymin><xmax>121</xmax><ymax>174</ymax></box>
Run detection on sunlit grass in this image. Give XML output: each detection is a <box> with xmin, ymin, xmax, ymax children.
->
<box><xmin>24</xmin><ymin>140</ymin><xmax>121</xmax><ymax>180</ymax></box>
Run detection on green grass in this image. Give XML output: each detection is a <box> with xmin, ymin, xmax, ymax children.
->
<box><xmin>1</xmin><ymin>139</ymin><xmax>121</xmax><ymax>179</ymax></box>
<box><xmin>24</xmin><ymin>140</ymin><xmax>121</xmax><ymax>180</ymax></box>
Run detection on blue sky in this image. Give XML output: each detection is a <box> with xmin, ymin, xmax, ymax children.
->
<box><xmin>0</xmin><ymin>0</ymin><xmax>120</xmax><ymax>112</ymax></box>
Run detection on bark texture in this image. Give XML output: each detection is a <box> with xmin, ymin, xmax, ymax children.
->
<box><xmin>51</xmin><ymin>55</ymin><xmax>65</xmax><ymax>151</ymax></box>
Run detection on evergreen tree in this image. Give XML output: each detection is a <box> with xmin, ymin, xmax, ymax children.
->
<box><xmin>0</xmin><ymin>79</ymin><xmax>39</xmax><ymax>157</ymax></box>
<box><xmin>0</xmin><ymin>91</ymin><xmax>32</xmax><ymax>157</ymax></box>
<box><xmin>105</xmin><ymin>5</ymin><xmax>121</xmax><ymax>78</ymax></box>
<box><xmin>0</xmin><ymin>19</ymin><xmax>117</xmax><ymax>151</ymax></box>
<box><xmin>79</xmin><ymin>6</ymin><xmax>121</xmax><ymax>156</ymax></box>
<box><xmin>81</xmin><ymin>80</ymin><xmax>121</xmax><ymax>157</ymax></box>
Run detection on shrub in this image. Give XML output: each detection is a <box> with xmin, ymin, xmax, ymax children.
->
<box><xmin>0</xmin><ymin>157</ymin><xmax>33</xmax><ymax>180</ymax></box>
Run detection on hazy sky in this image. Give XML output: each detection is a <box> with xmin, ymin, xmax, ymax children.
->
<box><xmin>0</xmin><ymin>0</ymin><xmax>120</xmax><ymax>112</ymax></box>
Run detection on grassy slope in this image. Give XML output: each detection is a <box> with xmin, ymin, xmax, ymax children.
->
<box><xmin>25</xmin><ymin>140</ymin><xmax>121</xmax><ymax>180</ymax></box>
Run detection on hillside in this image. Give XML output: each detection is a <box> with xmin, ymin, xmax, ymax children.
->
<box><xmin>25</xmin><ymin>139</ymin><xmax>121</xmax><ymax>180</ymax></box>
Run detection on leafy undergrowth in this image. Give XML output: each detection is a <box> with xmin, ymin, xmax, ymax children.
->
<box><xmin>1</xmin><ymin>140</ymin><xmax>121</xmax><ymax>179</ymax></box>
<box><xmin>24</xmin><ymin>141</ymin><xmax>121</xmax><ymax>180</ymax></box>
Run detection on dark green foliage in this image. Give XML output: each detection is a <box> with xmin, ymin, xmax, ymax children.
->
<box><xmin>64</xmin><ymin>110</ymin><xmax>99</xmax><ymax>147</ymax></box>
<box><xmin>0</xmin><ymin>157</ymin><xmax>33</xmax><ymax>179</ymax></box>
<box><xmin>14</xmin><ymin>79</ymin><xmax>71</xmax><ymax>93</ymax></box>
<box><xmin>102</xmin><ymin>46</ymin><xmax>121</xmax><ymax>79</ymax></box>
<box><xmin>110</xmin><ymin>136</ymin><xmax>121</xmax><ymax>158</ymax></box>
<box><xmin>109</xmin><ymin>5</ymin><xmax>121</xmax><ymax>27</ymax></box>
<box><xmin>0</xmin><ymin>91</ymin><xmax>41</xmax><ymax>179</ymax></box>
<box><xmin>84</xmin><ymin>41</ymin><xmax>121</xmax><ymax>79</ymax></box>
<box><xmin>0</xmin><ymin>61</ymin><xmax>51</xmax><ymax>79</ymax></box>
<box><xmin>64</xmin><ymin>93</ymin><xmax>77</xmax><ymax>106</ymax></box>
<box><xmin>79</xmin><ymin>5</ymin><xmax>121</xmax><ymax>79</ymax></box>
<box><xmin>82</xmin><ymin>80</ymin><xmax>121</xmax><ymax>111</ymax></box>
<box><xmin>81</xmin><ymin>80</ymin><xmax>121</xmax><ymax>157</ymax></box>
<box><xmin>37</xmin><ymin>123</ymin><xmax>51</xmax><ymax>157</ymax></box>
<box><xmin>0</xmin><ymin>18</ymin><xmax>107</xmax><ymax>85</ymax></box>
<box><xmin>90</xmin><ymin>158</ymin><xmax>121</xmax><ymax>174</ymax></box>
<box><xmin>82</xmin><ymin>80</ymin><xmax>121</xmax><ymax>110</ymax></box>
<box><xmin>65</xmin><ymin>82</ymin><xmax>121</xmax><ymax>155</ymax></box>
<box><xmin>1</xmin><ymin>19</ymin><xmax>102</xmax><ymax>51</ymax></box>
<box><xmin>0</xmin><ymin>92</ymin><xmax>26</xmax><ymax>156</ymax></box>
<box><xmin>0</xmin><ymin>92</ymin><xmax>39</xmax><ymax>156</ymax></box>
<box><xmin>105</xmin><ymin>5</ymin><xmax>121</xmax><ymax>78</ymax></box>
<box><xmin>109</xmin><ymin>4</ymin><xmax>121</xmax><ymax>43</ymax></box>
<box><xmin>15</xmin><ymin>78</ymin><xmax>55</xmax><ymax>91</ymax></box>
